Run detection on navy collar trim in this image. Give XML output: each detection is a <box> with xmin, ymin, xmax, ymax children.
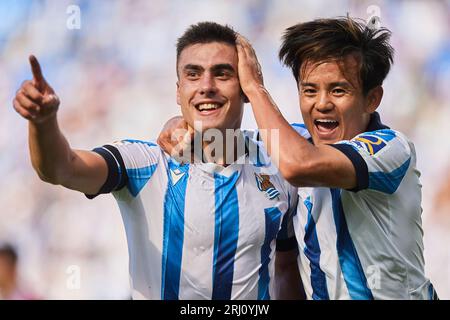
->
<box><xmin>366</xmin><ymin>112</ymin><xmax>390</xmax><ymax>131</ymax></box>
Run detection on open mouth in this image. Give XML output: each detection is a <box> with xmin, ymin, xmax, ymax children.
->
<box><xmin>314</xmin><ymin>119</ymin><xmax>339</xmax><ymax>133</ymax></box>
<box><xmin>195</xmin><ymin>102</ymin><xmax>224</xmax><ymax>113</ymax></box>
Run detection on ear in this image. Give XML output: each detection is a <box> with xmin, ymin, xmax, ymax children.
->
<box><xmin>176</xmin><ymin>81</ymin><xmax>181</xmax><ymax>106</ymax></box>
<box><xmin>365</xmin><ymin>86</ymin><xmax>383</xmax><ymax>113</ymax></box>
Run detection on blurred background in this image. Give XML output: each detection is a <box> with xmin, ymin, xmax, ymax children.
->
<box><xmin>0</xmin><ymin>0</ymin><xmax>449</xmax><ymax>299</ymax></box>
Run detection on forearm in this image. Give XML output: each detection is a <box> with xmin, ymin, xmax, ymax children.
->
<box><xmin>248</xmin><ymin>89</ymin><xmax>356</xmax><ymax>187</ymax></box>
<box><xmin>15</xmin><ymin>56</ymin><xmax>108</xmax><ymax>194</ymax></box>
<box><xmin>236</xmin><ymin>35</ymin><xmax>357</xmax><ymax>188</ymax></box>
<box><xmin>28</xmin><ymin>115</ymin><xmax>74</xmax><ymax>184</ymax></box>
<box><xmin>246</xmin><ymin>87</ymin><xmax>318</xmax><ymax>182</ymax></box>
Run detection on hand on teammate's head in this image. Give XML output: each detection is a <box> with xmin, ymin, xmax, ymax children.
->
<box><xmin>157</xmin><ymin>116</ymin><xmax>195</xmax><ymax>163</ymax></box>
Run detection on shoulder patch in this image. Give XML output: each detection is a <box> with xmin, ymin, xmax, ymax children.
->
<box><xmin>352</xmin><ymin>130</ymin><xmax>396</xmax><ymax>155</ymax></box>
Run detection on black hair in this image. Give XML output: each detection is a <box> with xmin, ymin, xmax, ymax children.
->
<box><xmin>279</xmin><ymin>16</ymin><xmax>394</xmax><ymax>95</ymax></box>
<box><xmin>176</xmin><ymin>21</ymin><xmax>237</xmax><ymax>68</ymax></box>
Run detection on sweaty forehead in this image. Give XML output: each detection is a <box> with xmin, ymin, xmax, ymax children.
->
<box><xmin>178</xmin><ymin>42</ymin><xmax>238</xmax><ymax>70</ymax></box>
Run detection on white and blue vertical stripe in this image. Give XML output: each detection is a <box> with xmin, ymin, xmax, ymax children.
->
<box><xmin>330</xmin><ymin>188</ymin><xmax>373</xmax><ymax>300</ymax></box>
<box><xmin>161</xmin><ymin>160</ymin><xmax>190</xmax><ymax>299</ymax></box>
<box><xmin>303</xmin><ymin>196</ymin><xmax>329</xmax><ymax>300</ymax></box>
<box><xmin>212</xmin><ymin>171</ymin><xmax>240</xmax><ymax>300</ymax></box>
<box><xmin>106</xmin><ymin>139</ymin><xmax>294</xmax><ymax>300</ymax></box>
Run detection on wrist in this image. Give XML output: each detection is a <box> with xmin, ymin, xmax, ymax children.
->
<box><xmin>243</xmin><ymin>83</ymin><xmax>267</xmax><ymax>99</ymax></box>
<box><xmin>244</xmin><ymin>84</ymin><xmax>273</xmax><ymax>103</ymax></box>
<box><xmin>29</xmin><ymin>114</ymin><xmax>58</xmax><ymax>132</ymax></box>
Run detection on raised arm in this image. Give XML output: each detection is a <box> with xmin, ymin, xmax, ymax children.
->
<box><xmin>13</xmin><ymin>55</ymin><xmax>107</xmax><ymax>195</ymax></box>
<box><xmin>235</xmin><ymin>36</ymin><xmax>357</xmax><ymax>189</ymax></box>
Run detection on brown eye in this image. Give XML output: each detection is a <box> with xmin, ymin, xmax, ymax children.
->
<box><xmin>216</xmin><ymin>71</ymin><xmax>231</xmax><ymax>79</ymax></box>
<box><xmin>303</xmin><ymin>88</ymin><xmax>316</xmax><ymax>95</ymax></box>
<box><xmin>186</xmin><ymin>71</ymin><xmax>200</xmax><ymax>80</ymax></box>
<box><xmin>332</xmin><ymin>88</ymin><xmax>346</xmax><ymax>95</ymax></box>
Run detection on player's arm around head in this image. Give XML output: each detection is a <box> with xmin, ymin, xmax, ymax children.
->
<box><xmin>236</xmin><ymin>19</ymin><xmax>393</xmax><ymax>190</ymax></box>
<box><xmin>235</xmin><ymin>35</ymin><xmax>354</xmax><ymax>189</ymax></box>
<box><xmin>13</xmin><ymin>55</ymin><xmax>108</xmax><ymax>195</ymax></box>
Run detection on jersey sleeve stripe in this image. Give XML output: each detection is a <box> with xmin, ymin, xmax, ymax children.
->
<box><xmin>102</xmin><ymin>144</ymin><xmax>128</xmax><ymax>191</ymax></box>
<box><xmin>85</xmin><ymin>145</ymin><xmax>128</xmax><ymax>199</ymax></box>
<box><xmin>329</xmin><ymin>143</ymin><xmax>369</xmax><ymax>192</ymax></box>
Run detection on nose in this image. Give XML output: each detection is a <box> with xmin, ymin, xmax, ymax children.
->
<box><xmin>199</xmin><ymin>72</ymin><xmax>217</xmax><ymax>97</ymax></box>
<box><xmin>315</xmin><ymin>91</ymin><xmax>334</xmax><ymax>112</ymax></box>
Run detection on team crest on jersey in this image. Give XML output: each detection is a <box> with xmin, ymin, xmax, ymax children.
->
<box><xmin>353</xmin><ymin>134</ymin><xmax>387</xmax><ymax>155</ymax></box>
<box><xmin>254</xmin><ymin>173</ymin><xmax>280</xmax><ymax>200</ymax></box>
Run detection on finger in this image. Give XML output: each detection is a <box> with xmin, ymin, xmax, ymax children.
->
<box><xmin>237</xmin><ymin>35</ymin><xmax>256</xmax><ymax>57</ymax></box>
<box><xmin>15</xmin><ymin>91</ymin><xmax>41</xmax><ymax>113</ymax></box>
<box><xmin>236</xmin><ymin>40</ymin><xmax>252</xmax><ymax>62</ymax></box>
<box><xmin>22</xmin><ymin>80</ymin><xmax>44</xmax><ymax>103</ymax></box>
<box><xmin>235</xmin><ymin>35</ymin><xmax>245</xmax><ymax>47</ymax></box>
<box><xmin>236</xmin><ymin>34</ymin><xmax>246</xmax><ymax>43</ymax></box>
<box><xmin>183</xmin><ymin>125</ymin><xmax>194</xmax><ymax>143</ymax></box>
<box><xmin>235</xmin><ymin>39</ymin><xmax>249</xmax><ymax>60</ymax></box>
<box><xmin>187</xmin><ymin>123</ymin><xmax>194</xmax><ymax>134</ymax></box>
<box><xmin>13</xmin><ymin>99</ymin><xmax>34</xmax><ymax>120</ymax></box>
<box><xmin>29</xmin><ymin>55</ymin><xmax>46</xmax><ymax>92</ymax></box>
<box><xmin>41</xmin><ymin>93</ymin><xmax>60</xmax><ymax>108</ymax></box>
<box><xmin>235</xmin><ymin>35</ymin><xmax>245</xmax><ymax>49</ymax></box>
<box><xmin>240</xmin><ymin>40</ymin><xmax>254</xmax><ymax>57</ymax></box>
<box><xmin>236</xmin><ymin>34</ymin><xmax>251</xmax><ymax>48</ymax></box>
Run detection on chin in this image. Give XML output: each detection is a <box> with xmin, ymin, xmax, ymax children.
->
<box><xmin>312</xmin><ymin>131</ymin><xmax>342</xmax><ymax>145</ymax></box>
<box><xmin>193</xmin><ymin>120</ymin><xmax>224</xmax><ymax>132</ymax></box>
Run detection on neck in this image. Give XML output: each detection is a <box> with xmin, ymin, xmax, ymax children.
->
<box><xmin>195</xmin><ymin>128</ymin><xmax>246</xmax><ymax>166</ymax></box>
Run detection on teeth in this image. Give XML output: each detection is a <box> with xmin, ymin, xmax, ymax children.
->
<box><xmin>198</xmin><ymin>103</ymin><xmax>220</xmax><ymax>111</ymax></box>
<box><xmin>316</xmin><ymin>119</ymin><xmax>338</xmax><ymax>123</ymax></box>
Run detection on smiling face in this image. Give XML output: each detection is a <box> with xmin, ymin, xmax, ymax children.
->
<box><xmin>298</xmin><ymin>54</ymin><xmax>382</xmax><ymax>145</ymax></box>
<box><xmin>176</xmin><ymin>42</ymin><xmax>244</xmax><ymax>133</ymax></box>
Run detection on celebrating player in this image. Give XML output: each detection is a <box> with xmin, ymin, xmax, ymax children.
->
<box><xmin>13</xmin><ymin>22</ymin><xmax>303</xmax><ymax>300</ymax></box>
<box><xmin>236</xmin><ymin>17</ymin><xmax>436</xmax><ymax>299</ymax></box>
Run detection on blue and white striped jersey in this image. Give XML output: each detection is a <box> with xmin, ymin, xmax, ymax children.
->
<box><xmin>292</xmin><ymin>113</ymin><xmax>433</xmax><ymax>300</ymax></box>
<box><xmin>89</xmin><ymin>131</ymin><xmax>298</xmax><ymax>300</ymax></box>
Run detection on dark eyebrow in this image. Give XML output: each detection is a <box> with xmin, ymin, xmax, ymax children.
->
<box><xmin>300</xmin><ymin>81</ymin><xmax>352</xmax><ymax>88</ymax></box>
<box><xmin>329</xmin><ymin>81</ymin><xmax>352</xmax><ymax>88</ymax></box>
<box><xmin>300</xmin><ymin>82</ymin><xmax>317</xmax><ymax>88</ymax></box>
<box><xmin>211</xmin><ymin>63</ymin><xmax>235</xmax><ymax>73</ymax></box>
<box><xmin>183</xmin><ymin>64</ymin><xmax>204</xmax><ymax>72</ymax></box>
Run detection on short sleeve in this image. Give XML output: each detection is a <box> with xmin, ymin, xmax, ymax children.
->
<box><xmin>86</xmin><ymin>139</ymin><xmax>161</xmax><ymax>199</ymax></box>
<box><xmin>331</xmin><ymin>129</ymin><xmax>413</xmax><ymax>194</ymax></box>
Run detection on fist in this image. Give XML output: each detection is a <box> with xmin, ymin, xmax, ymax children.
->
<box><xmin>13</xmin><ymin>55</ymin><xmax>60</xmax><ymax>123</ymax></box>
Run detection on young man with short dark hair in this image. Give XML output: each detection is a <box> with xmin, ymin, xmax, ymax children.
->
<box><xmin>237</xmin><ymin>17</ymin><xmax>435</xmax><ymax>299</ymax></box>
<box><xmin>13</xmin><ymin>22</ymin><xmax>302</xmax><ymax>300</ymax></box>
